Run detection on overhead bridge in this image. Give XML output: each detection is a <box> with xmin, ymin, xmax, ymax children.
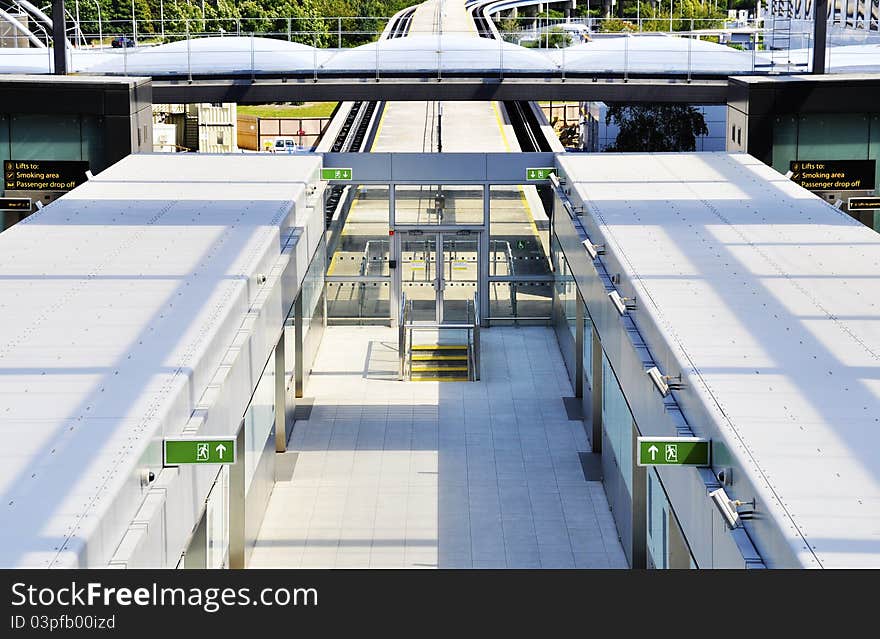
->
<box><xmin>151</xmin><ymin>77</ymin><xmax>731</xmax><ymax>105</ymax></box>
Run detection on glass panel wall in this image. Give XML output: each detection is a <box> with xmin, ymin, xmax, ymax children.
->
<box><xmin>488</xmin><ymin>280</ymin><xmax>552</xmax><ymax>319</ymax></box>
<box><xmin>10</xmin><ymin>114</ymin><xmax>83</xmax><ymax>160</ymax></box>
<box><xmin>327</xmin><ymin>185</ymin><xmax>390</xmax><ymax>277</ymax></box>
<box><xmin>394</xmin><ymin>184</ymin><xmax>484</xmax><ymax>225</ymax></box>
<box><xmin>602</xmin><ymin>353</ymin><xmax>634</xmax><ymax>498</ymax></box>
<box><xmin>301</xmin><ymin>238</ymin><xmax>326</xmax><ymax>375</ymax></box>
<box><xmin>771</xmin><ymin>111</ymin><xmax>880</xmax><ymax>209</ymax></box>
<box><xmin>583</xmin><ymin>308</ymin><xmax>593</xmax><ymax>386</ymax></box>
<box><xmin>205</xmin><ymin>466</ymin><xmax>230</xmax><ymax>569</ymax></box>
<box><xmin>243</xmin><ymin>351</ymin><xmax>275</xmax><ymax>492</ymax></box>
<box><xmin>489</xmin><ymin>185</ymin><xmax>552</xmax><ymax>276</ymax></box>
<box><xmin>488</xmin><ymin>185</ymin><xmax>553</xmax><ymax>322</ymax></box>
<box><xmin>326</xmin><ymin>280</ymin><xmax>391</xmax><ymax>323</ymax></box>
<box><xmin>326</xmin><ymin>185</ymin><xmax>391</xmax><ymax>324</ymax></box>
<box><xmin>647</xmin><ymin>470</ymin><xmax>669</xmax><ymax>569</ymax></box>
<box><xmin>552</xmin><ymin>234</ymin><xmax>578</xmax><ymax>335</ymax></box>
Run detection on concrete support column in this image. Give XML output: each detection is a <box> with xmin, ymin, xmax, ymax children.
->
<box><xmin>51</xmin><ymin>0</ymin><xmax>67</xmax><ymax>75</ymax></box>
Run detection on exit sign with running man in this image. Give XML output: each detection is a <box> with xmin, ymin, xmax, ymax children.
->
<box><xmin>163</xmin><ymin>437</ymin><xmax>237</xmax><ymax>466</ymax></box>
<box><xmin>636</xmin><ymin>437</ymin><xmax>710</xmax><ymax>467</ymax></box>
<box><xmin>526</xmin><ymin>167</ymin><xmax>555</xmax><ymax>181</ymax></box>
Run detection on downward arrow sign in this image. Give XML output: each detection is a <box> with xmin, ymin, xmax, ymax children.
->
<box><xmin>648</xmin><ymin>445</ymin><xmax>659</xmax><ymax>461</ymax></box>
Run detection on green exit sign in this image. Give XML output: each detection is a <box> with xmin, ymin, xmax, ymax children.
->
<box><xmin>637</xmin><ymin>437</ymin><xmax>710</xmax><ymax>467</ymax></box>
<box><xmin>321</xmin><ymin>167</ymin><xmax>353</xmax><ymax>181</ymax></box>
<box><xmin>526</xmin><ymin>167</ymin><xmax>555</xmax><ymax>181</ymax></box>
<box><xmin>163</xmin><ymin>437</ymin><xmax>236</xmax><ymax>466</ymax></box>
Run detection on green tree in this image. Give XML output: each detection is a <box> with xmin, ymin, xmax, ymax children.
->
<box><xmin>604</xmin><ymin>104</ymin><xmax>708</xmax><ymax>152</ymax></box>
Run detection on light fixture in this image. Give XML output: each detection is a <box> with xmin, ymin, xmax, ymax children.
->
<box><xmin>608</xmin><ymin>290</ymin><xmax>636</xmax><ymax>315</ymax></box>
<box><xmin>646</xmin><ymin>366</ymin><xmax>685</xmax><ymax>397</ymax></box>
<box><xmin>549</xmin><ymin>173</ymin><xmax>562</xmax><ymax>190</ymax></box>
<box><xmin>85</xmin><ymin>170</ymin><xmax>94</xmax><ymax>180</ymax></box>
<box><xmin>710</xmin><ymin>488</ymin><xmax>740</xmax><ymax>529</ymax></box>
<box><xmin>646</xmin><ymin>366</ymin><xmax>669</xmax><ymax>396</ymax></box>
<box><xmin>709</xmin><ymin>488</ymin><xmax>756</xmax><ymax>529</ymax></box>
<box><xmin>582</xmin><ymin>239</ymin><xmax>604</xmax><ymax>260</ymax></box>
<box><xmin>35</xmin><ymin>200</ymin><xmax>44</xmax><ymax>210</ymax></box>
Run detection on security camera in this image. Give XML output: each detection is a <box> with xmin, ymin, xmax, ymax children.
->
<box><xmin>257</xmin><ymin>274</ymin><xmax>267</xmax><ymax>284</ymax></box>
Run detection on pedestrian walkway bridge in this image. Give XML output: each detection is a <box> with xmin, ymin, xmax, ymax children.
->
<box><xmin>4</xmin><ymin>27</ymin><xmax>880</xmax><ymax>80</ymax></box>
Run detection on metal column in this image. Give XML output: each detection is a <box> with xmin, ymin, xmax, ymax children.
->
<box><xmin>479</xmin><ymin>185</ymin><xmax>490</xmax><ymax>327</ymax></box>
<box><xmin>228</xmin><ymin>421</ymin><xmax>246</xmax><ymax>569</ymax></box>
<box><xmin>590</xmin><ymin>325</ymin><xmax>603</xmax><ymax>453</ymax></box>
<box><xmin>274</xmin><ymin>332</ymin><xmax>287</xmax><ymax>453</ymax></box>
<box><xmin>51</xmin><ymin>0</ymin><xmax>67</xmax><ymax>75</ymax></box>
<box><xmin>294</xmin><ymin>294</ymin><xmax>304</xmax><ymax>398</ymax></box>
<box><xmin>812</xmin><ymin>0</ymin><xmax>828</xmax><ymax>74</ymax></box>
<box><xmin>575</xmin><ymin>293</ymin><xmax>584</xmax><ymax>399</ymax></box>
<box><xmin>630</xmin><ymin>421</ymin><xmax>647</xmax><ymax>569</ymax></box>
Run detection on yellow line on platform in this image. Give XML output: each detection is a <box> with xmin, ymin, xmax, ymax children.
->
<box><xmin>371</xmin><ymin>103</ymin><xmax>388</xmax><ymax>152</ymax></box>
<box><xmin>492</xmin><ymin>102</ymin><xmax>541</xmax><ymax>242</ymax></box>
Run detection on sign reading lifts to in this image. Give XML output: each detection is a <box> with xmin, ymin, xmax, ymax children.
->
<box><xmin>4</xmin><ymin>160</ymin><xmax>89</xmax><ymax>192</ymax></box>
<box><xmin>789</xmin><ymin>160</ymin><xmax>876</xmax><ymax>191</ymax></box>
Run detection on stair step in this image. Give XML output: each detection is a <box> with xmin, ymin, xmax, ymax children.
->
<box><xmin>411</xmin><ymin>375</ymin><xmax>470</xmax><ymax>382</ymax></box>
<box><xmin>411</xmin><ymin>354</ymin><xmax>468</xmax><ymax>361</ymax></box>
<box><xmin>411</xmin><ymin>344</ymin><xmax>467</xmax><ymax>351</ymax></box>
<box><xmin>411</xmin><ymin>366</ymin><xmax>469</xmax><ymax>373</ymax></box>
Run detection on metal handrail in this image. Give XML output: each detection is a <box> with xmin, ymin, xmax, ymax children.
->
<box><xmin>398</xmin><ymin>290</ymin><xmax>480</xmax><ymax>382</ymax></box>
<box><xmin>472</xmin><ymin>291</ymin><xmax>480</xmax><ymax>381</ymax></box>
<box><xmin>398</xmin><ymin>291</ymin><xmax>407</xmax><ymax>380</ymax></box>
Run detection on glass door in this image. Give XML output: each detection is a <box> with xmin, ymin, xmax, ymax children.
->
<box><xmin>398</xmin><ymin>230</ymin><xmax>480</xmax><ymax>324</ymax></box>
<box><xmin>440</xmin><ymin>231</ymin><xmax>478</xmax><ymax>324</ymax></box>
<box><xmin>400</xmin><ymin>232</ymin><xmax>438</xmax><ymax>323</ymax></box>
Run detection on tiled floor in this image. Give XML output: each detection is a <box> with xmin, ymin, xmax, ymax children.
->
<box><xmin>250</xmin><ymin>326</ymin><xmax>627</xmax><ymax>569</ymax></box>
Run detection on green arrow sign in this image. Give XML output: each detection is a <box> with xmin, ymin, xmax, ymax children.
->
<box><xmin>526</xmin><ymin>167</ymin><xmax>555</xmax><ymax>181</ymax></box>
<box><xmin>321</xmin><ymin>167</ymin><xmax>353</xmax><ymax>181</ymax></box>
<box><xmin>637</xmin><ymin>437</ymin><xmax>710</xmax><ymax>467</ymax></box>
<box><xmin>163</xmin><ymin>437</ymin><xmax>236</xmax><ymax>466</ymax></box>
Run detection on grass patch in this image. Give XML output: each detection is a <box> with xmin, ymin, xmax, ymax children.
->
<box><xmin>238</xmin><ymin>102</ymin><xmax>338</xmax><ymax>118</ymax></box>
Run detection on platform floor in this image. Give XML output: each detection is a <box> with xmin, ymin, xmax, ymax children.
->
<box><xmin>250</xmin><ymin>326</ymin><xmax>626</xmax><ymax>569</ymax></box>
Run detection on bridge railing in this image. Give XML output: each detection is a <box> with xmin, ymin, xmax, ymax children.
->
<box><xmin>30</xmin><ymin>12</ymin><xmax>880</xmax><ymax>76</ymax></box>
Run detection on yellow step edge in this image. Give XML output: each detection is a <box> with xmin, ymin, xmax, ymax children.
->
<box><xmin>411</xmin><ymin>344</ymin><xmax>467</xmax><ymax>351</ymax></box>
<box><xmin>411</xmin><ymin>355</ymin><xmax>468</xmax><ymax>361</ymax></box>
<box><xmin>411</xmin><ymin>366</ymin><xmax>469</xmax><ymax>373</ymax></box>
<box><xmin>410</xmin><ymin>376</ymin><xmax>470</xmax><ymax>382</ymax></box>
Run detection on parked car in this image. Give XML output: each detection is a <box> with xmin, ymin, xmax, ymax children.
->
<box><xmin>111</xmin><ymin>36</ymin><xmax>135</xmax><ymax>49</ymax></box>
<box><xmin>271</xmin><ymin>138</ymin><xmax>303</xmax><ymax>153</ymax></box>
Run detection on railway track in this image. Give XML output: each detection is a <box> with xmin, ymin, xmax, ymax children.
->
<box><xmin>323</xmin><ymin>6</ymin><xmax>417</xmax><ymax>226</ymax></box>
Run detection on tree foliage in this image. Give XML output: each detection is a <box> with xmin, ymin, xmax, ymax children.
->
<box><xmin>604</xmin><ymin>104</ymin><xmax>708</xmax><ymax>152</ymax></box>
<box><xmin>42</xmin><ymin>0</ymin><xmax>415</xmax><ymax>46</ymax></box>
